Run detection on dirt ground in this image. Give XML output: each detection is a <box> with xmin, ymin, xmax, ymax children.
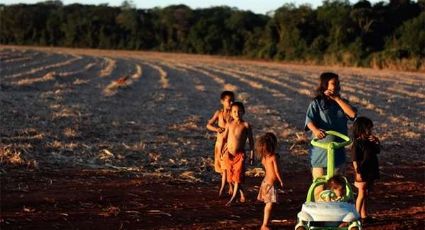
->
<box><xmin>1</xmin><ymin>46</ymin><xmax>424</xmax><ymax>229</ymax></box>
<box><xmin>1</xmin><ymin>163</ymin><xmax>424</xmax><ymax>229</ymax></box>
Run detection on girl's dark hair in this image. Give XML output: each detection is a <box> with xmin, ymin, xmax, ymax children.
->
<box><xmin>315</xmin><ymin>72</ymin><xmax>339</xmax><ymax>98</ymax></box>
<box><xmin>255</xmin><ymin>132</ymin><xmax>277</xmax><ymax>159</ymax></box>
<box><xmin>220</xmin><ymin>91</ymin><xmax>235</xmax><ymax>100</ymax></box>
<box><xmin>352</xmin><ymin>116</ymin><xmax>373</xmax><ymax>139</ymax></box>
<box><xmin>326</xmin><ymin>175</ymin><xmax>345</xmax><ymax>190</ymax></box>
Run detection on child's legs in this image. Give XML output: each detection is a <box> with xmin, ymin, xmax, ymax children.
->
<box><xmin>219</xmin><ymin>170</ymin><xmax>227</xmax><ymax>196</ymax></box>
<box><xmin>312</xmin><ymin>167</ymin><xmax>324</xmax><ymax>179</ymax></box>
<box><xmin>219</xmin><ymin>170</ymin><xmax>233</xmax><ymax>195</ymax></box>
<box><xmin>355</xmin><ymin>181</ymin><xmax>367</xmax><ymax>218</ymax></box>
<box><xmin>238</xmin><ymin>185</ymin><xmax>245</xmax><ymax>202</ymax></box>
<box><xmin>214</xmin><ymin>143</ymin><xmax>222</xmax><ymax>173</ymax></box>
<box><xmin>362</xmin><ymin>181</ymin><xmax>371</xmax><ymax>218</ymax></box>
<box><xmin>225</xmin><ymin>153</ymin><xmax>244</xmax><ymax>205</ymax></box>
<box><xmin>362</xmin><ymin>194</ymin><xmax>367</xmax><ymax>218</ymax></box>
<box><xmin>232</xmin><ymin>153</ymin><xmax>245</xmax><ymax>183</ymax></box>
<box><xmin>219</xmin><ymin>152</ymin><xmax>230</xmax><ymax>196</ymax></box>
<box><xmin>312</xmin><ymin>167</ymin><xmax>324</xmax><ymax>200</ymax></box>
<box><xmin>262</xmin><ymin>202</ymin><xmax>273</xmax><ymax>228</ymax></box>
<box><xmin>226</xmin><ymin>182</ymin><xmax>239</xmax><ymax>206</ymax></box>
<box><xmin>221</xmin><ymin>170</ymin><xmax>226</xmax><ymax>186</ymax></box>
<box><xmin>224</xmin><ymin>153</ymin><xmax>233</xmax><ymax>183</ymax></box>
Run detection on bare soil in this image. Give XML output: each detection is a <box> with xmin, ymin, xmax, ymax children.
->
<box><xmin>1</xmin><ymin>164</ymin><xmax>423</xmax><ymax>229</ymax></box>
<box><xmin>1</xmin><ymin>46</ymin><xmax>424</xmax><ymax>229</ymax></box>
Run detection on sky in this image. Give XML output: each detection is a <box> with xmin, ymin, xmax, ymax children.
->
<box><xmin>2</xmin><ymin>0</ymin><xmax>388</xmax><ymax>14</ymax></box>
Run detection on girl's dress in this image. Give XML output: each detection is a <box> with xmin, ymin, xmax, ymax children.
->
<box><xmin>351</xmin><ymin>139</ymin><xmax>380</xmax><ymax>182</ymax></box>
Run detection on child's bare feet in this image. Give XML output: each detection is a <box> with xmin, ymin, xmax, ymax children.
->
<box><xmin>239</xmin><ymin>194</ymin><xmax>246</xmax><ymax>203</ymax></box>
<box><xmin>218</xmin><ymin>187</ymin><xmax>224</xmax><ymax>197</ymax></box>
<box><xmin>225</xmin><ymin>199</ymin><xmax>233</xmax><ymax>206</ymax></box>
<box><xmin>261</xmin><ymin>225</ymin><xmax>270</xmax><ymax>230</ymax></box>
<box><xmin>228</xmin><ymin>185</ymin><xmax>233</xmax><ymax>195</ymax></box>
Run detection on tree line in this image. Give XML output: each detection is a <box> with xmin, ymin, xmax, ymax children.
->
<box><xmin>0</xmin><ymin>0</ymin><xmax>424</xmax><ymax>71</ymax></box>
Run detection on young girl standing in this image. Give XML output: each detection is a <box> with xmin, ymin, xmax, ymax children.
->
<box><xmin>256</xmin><ymin>132</ymin><xmax>283</xmax><ymax>230</ymax></box>
<box><xmin>351</xmin><ymin>116</ymin><xmax>380</xmax><ymax>223</ymax></box>
<box><xmin>207</xmin><ymin>91</ymin><xmax>235</xmax><ymax>196</ymax></box>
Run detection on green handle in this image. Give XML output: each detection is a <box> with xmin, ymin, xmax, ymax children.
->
<box><xmin>311</xmin><ymin>131</ymin><xmax>351</xmax><ymax>179</ymax></box>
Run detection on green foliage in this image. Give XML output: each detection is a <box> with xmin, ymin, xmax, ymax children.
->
<box><xmin>0</xmin><ymin>0</ymin><xmax>423</xmax><ymax>70</ymax></box>
<box><xmin>394</xmin><ymin>12</ymin><xmax>425</xmax><ymax>57</ymax></box>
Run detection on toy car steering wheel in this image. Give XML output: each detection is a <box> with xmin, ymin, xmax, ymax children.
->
<box><xmin>311</xmin><ymin>130</ymin><xmax>351</xmax><ymax>150</ymax></box>
<box><xmin>311</xmin><ymin>130</ymin><xmax>351</xmax><ymax>180</ymax></box>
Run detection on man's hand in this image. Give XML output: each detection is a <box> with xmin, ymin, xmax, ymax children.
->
<box><xmin>324</xmin><ymin>89</ymin><xmax>341</xmax><ymax>101</ymax></box>
<box><xmin>313</xmin><ymin>128</ymin><xmax>326</xmax><ymax>139</ymax></box>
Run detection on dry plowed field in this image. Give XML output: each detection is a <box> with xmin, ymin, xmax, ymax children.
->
<box><xmin>1</xmin><ymin>46</ymin><xmax>424</xmax><ymax>229</ymax></box>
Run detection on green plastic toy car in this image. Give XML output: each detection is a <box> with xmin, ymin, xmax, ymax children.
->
<box><xmin>295</xmin><ymin>131</ymin><xmax>362</xmax><ymax>230</ymax></box>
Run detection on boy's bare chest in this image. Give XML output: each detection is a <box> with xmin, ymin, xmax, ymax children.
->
<box><xmin>229</xmin><ymin>123</ymin><xmax>247</xmax><ymax>137</ymax></box>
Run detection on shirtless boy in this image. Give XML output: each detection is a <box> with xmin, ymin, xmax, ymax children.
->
<box><xmin>219</xmin><ymin>101</ymin><xmax>254</xmax><ymax>206</ymax></box>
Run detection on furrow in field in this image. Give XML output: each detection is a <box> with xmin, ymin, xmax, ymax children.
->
<box><xmin>4</xmin><ymin>54</ymin><xmax>82</xmax><ymax>80</ymax></box>
<box><xmin>103</xmin><ymin>63</ymin><xmax>143</xmax><ymax>96</ymax></box>
<box><xmin>151</xmin><ymin>60</ymin><xmax>211</xmax><ymax>93</ymax></box>
<box><xmin>11</xmin><ymin>56</ymin><xmax>96</xmax><ymax>86</ymax></box>
<box><xmin>0</xmin><ymin>50</ymin><xmax>42</xmax><ymax>70</ymax></box>
<box><xmin>237</xmin><ymin>64</ymin><xmax>409</xmax><ymax>119</ymax></box>
<box><xmin>173</xmin><ymin>62</ymin><xmax>238</xmax><ymax>92</ymax></box>
<box><xmin>0</xmin><ymin>52</ymin><xmax>65</xmax><ymax>77</ymax></box>
<box><xmin>142</xmin><ymin>62</ymin><xmax>169</xmax><ymax>89</ymax></box>
<box><xmin>201</xmin><ymin>62</ymin><xmax>424</xmax><ymax>142</ymax></box>
<box><xmin>98</xmin><ymin>57</ymin><xmax>117</xmax><ymax>77</ymax></box>
<box><xmin>0</xmin><ymin>50</ymin><xmax>24</xmax><ymax>61</ymax></box>
<box><xmin>196</xmin><ymin>64</ymin><xmax>303</xmax><ymax>124</ymax></box>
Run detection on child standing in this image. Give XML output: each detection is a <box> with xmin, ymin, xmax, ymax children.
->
<box><xmin>351</xmin><ymin>116</ymin><xmax>380</xmax><ymax>223</ymax></box>
<box><xmin>256</xmin><ymin>132</ymin><xmax>283</xmax><ymax>230</ymax></box>
<box><xmin>206</xmin><ymin>91</ymin><xmax>235</xmax><ymax>196</ymax></box>
<box><xmin>219</xmin><ymin>102</ymin><xmax>254</xmax><ymax>206</ymax></box>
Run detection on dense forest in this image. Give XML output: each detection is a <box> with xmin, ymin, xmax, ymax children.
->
<box><xmin>0</xmin><ymin>0</ymin><xmax>424</xmax><ymax>70</ymax></box>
